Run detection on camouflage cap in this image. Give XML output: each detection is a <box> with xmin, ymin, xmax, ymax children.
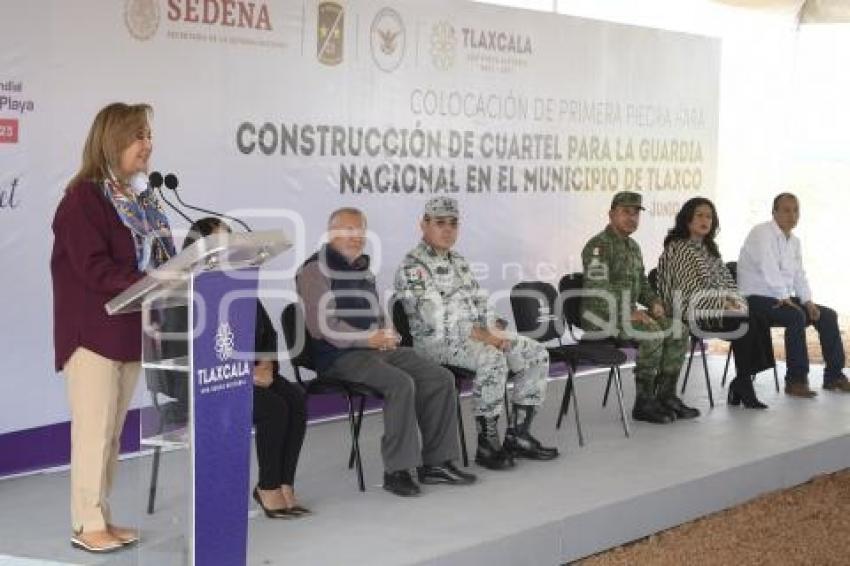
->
<box><xmin>610</xmin><ymin>191</ymin><xmax>645</xmax><ymax>211</ymax></box>
<box><xmin>423</xmin><ymin>197</ymin><xmax>459</xmax><ymax>218</ymax></box>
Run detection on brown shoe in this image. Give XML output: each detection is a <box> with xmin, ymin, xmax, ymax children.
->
<box><xmin>70</xmin><ymin>530</ymin><xmax>123</xmax><ymax>553</ymax></box>
<box><xmin>108</xmin><ymin>524</ymin><xmax>140</xmax><ymax>545</ymax></box>
<box><xmin>823</xmin><ymin>377</ymin><xmax>850</xmax><ymax>392</ymax></box>
<box><xmin>785</xmin><ymin>382</ymin><xmax>817</xmax><ymax>398</ymax></box>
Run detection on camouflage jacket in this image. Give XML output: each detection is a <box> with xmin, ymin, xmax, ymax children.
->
<box><xmin>394</xmin><ymin>241</ymin><xmax>498</xmax><ymax>345</ymax></box>
<box><xmin>580</xmin><ymin>225</ymin><xmax>658</xmax><ymax>330</ymax></box>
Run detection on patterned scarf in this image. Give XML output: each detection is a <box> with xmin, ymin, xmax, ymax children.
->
<box><xmin>102</xmin><ymin>180</ymin><xmax>176</xmax><ymax>272</ymax></box>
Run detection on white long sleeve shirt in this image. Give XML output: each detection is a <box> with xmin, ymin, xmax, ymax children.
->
<box><xmin>737</xmin><ymin>220</ymin><xmax>812</xmax><ymax>303</ymax></box>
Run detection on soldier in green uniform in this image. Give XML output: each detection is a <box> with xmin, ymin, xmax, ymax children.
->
<box><xmin>395</xmin><ymin>197</ymin><xmax>558</xmax><ymax>470</ymax></box>
<box><xmin>580</xmin><ymin>191</ymin><xmax>698</xmax><ymax>424</ymax></box>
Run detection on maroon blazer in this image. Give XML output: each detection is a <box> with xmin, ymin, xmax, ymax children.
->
<box><xmin>51</xmin><ymin>181</ymin><xmax>145</xmax><ymax>371</ymax></box>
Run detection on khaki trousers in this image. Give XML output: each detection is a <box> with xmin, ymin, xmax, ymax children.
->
<box><xmin>64</xmin><ymin>347</ymin><xmax>140</xmax><ymax>533</ymax></box>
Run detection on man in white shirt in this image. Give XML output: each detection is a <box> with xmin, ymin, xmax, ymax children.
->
<box><xmin>738</xmin><ymin>193</ymin><xmax>848</xmax><ymax>397</ymax></box>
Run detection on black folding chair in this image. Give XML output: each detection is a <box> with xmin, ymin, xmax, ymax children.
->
<box><xmin>281</xmin><ymin>303</ymin><xmax>384</xmax><ymax>492</ymax></box>
<box><xmin>512</xmin><ymin>280</ymin><xmax>629</xmax><ymax>441</ymax></box>
<box><xmin>558</xmin><ymin>273</ymin><xmax>632</xmax><ymax>431</ymax></box>
<box><xmin>391</xmin><ymin>299</ymin><xmax>473</xmax><ymax>466</ymax></box>
<box><xmin>720</xmin><ymin>262</ymin><xmax>780</xmax><ymax>392</ymax></box>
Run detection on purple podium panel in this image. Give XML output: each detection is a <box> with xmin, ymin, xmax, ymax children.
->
<box><xmin>191</xmin><ymin>269</ymin><xmax>258</xmax><ymax>566</ymax></box>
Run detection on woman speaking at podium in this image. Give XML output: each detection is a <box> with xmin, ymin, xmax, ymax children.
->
<box><xmin>51</xmin><ymin>103</ymin><xmax>175</xmax><ymax>553</ymax></box>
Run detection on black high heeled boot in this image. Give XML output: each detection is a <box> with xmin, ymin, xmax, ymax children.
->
<box><xmin>728</xmin><ymin>375</ymin><xmax>768</xmax><ymax>409</ymax></box>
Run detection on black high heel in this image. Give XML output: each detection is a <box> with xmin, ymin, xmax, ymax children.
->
<box><xmin>252</xmin><ymin>487</ymin><xmax>294</xmax><ymax>519</ymax></box>
<box><xmin>729</xmin><ymin>377</ymin><xmax>768</xmax><ymax>410</ymax></box>
<box><xmin>727</xmin><ymin>388</ymin><xmax>742</xmax><ymax>407</ymax></box>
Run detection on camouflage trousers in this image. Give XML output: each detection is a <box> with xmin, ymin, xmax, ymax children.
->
<box><xmin>418</xmin><ymin>333</ymin><xmax>549</xmax><ymax>418</ymax></box>
<box><xmin>619</xmin><ymin>317</ymin><xmax>688</xmax><ymax>399</ymax></box>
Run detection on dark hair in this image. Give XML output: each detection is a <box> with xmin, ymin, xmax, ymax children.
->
<box><xmin>663</xmin><ymin>197</ymin><xmax>720</xmax><ymax>257</ymax></box>
<box><xmin>772</xmin><ymin>192</ymin><xmax>798</xmax><ymax>212</ymax></box>
<box><xmin>182</xmin><ymin>217</ymin><xmax>229</xmax><ymax>250</ymax></box>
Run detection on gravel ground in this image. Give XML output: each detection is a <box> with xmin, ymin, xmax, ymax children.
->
<box><xmin>578</xmin><ymin>468</ymin><xmax>850</xmax><ymax>566</ymax></box>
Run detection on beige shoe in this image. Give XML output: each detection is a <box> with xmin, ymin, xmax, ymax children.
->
<box><xmin>108</xmin><ymin>524</ymin><xmax>140</xmax><ymax>545</ymax></box>
<box><xmin>70</xmin><ymin>529</ymin><xmax>123</xmax><ymax>553</ymax></box>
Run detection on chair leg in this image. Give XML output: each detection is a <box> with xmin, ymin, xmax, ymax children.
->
<box><xmin>568</xmin><ymin>370</ymin><xmax>584</xmax><ymax>447</ymax></box>
<box><xmin>346</xmin><ymin>395</ymin><xmax>366</xmax><ymax>492</ymax></box>
<box><xmin>503</xmin><ymin>387</ymin><xmax>513</xmax><ymax>429</ymax></box>
<box><xmin>699</xmin><ymin>340</ymin><xmax>714</xmax><ymax>408</ymax></box>
<box><xmin>349</xmin><ymin>395</ymin><xmax>366</xmax><ymax>470</ymax></box>
<box><xmin>681</xmin><ymin>337</ymin><xmax>698</xmax><ymax>394</ymax></box>
<box><xmin>721</xmin><ymin>348</ymin><xmax>733</xmax><ymax>387</ymax></box>
<box><xmin>602</xmin><ymin>367</ymin><xmax>613</xmax><ymax>407</ymax></box>
<box><xmin>147</xmin><ymin>445</ymin><xmax>161</xmax><ymax>515</ymax></box>
<box><xmin>773</xmin><ymin>365</ymin><xmax>780</xmax><ymax>392</ymax></box>
<box><xmin>613</xmin><ymin>366</ymin><xmax>630</xmax><ymax>438</ymax></box>
<box><xmin>556</xmin><ymin>375</ymin><xmax>572</xmax><ymax>430</ymax></box>
<box><xmin>456</xmin><ymin>390</ymin><xmax>469</xmax><ymax>467</ymax></box>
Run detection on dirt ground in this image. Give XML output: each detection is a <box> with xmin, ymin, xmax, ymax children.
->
<box><xmin>578</xmin><ymin>469</ymin><xmax>850</xmax><ymax>566</ymax></box>
<box><xmin>580</xmin><ymin>320</ymin><xmax>850</xmax><ymax>565</ymax></box>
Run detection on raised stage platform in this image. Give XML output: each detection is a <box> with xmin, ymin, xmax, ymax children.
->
<box><xmin>1</xmin><ymin>355</ymin><xmax>849</xmax><ymax>565</ymax></box>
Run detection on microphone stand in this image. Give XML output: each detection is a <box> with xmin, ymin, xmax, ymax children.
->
<box><xmin>156</xmin><ymin>187</ymin><xmax>195</xmax><ymax>225</ymax></box>
<box><xmin>170</xmin><ymin>189</ymin><xmax>253</xmax><ymax>232</ymax></box>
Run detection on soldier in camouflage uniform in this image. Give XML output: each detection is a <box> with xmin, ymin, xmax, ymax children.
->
<box><xmin>395</xmin><ymin>197</ymin><xmax>558</xmax><ymax>470</ymax></box>
<box><xmin>580</xmin><ymin>191</ymin><xmax>698</xmax><ymax>424</ymax></box>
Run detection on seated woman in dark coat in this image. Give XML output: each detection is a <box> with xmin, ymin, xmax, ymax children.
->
<box><xmin>657</xmin><ymin>197</ymin><xmax>775</xmax><ymax>409</ymax></box>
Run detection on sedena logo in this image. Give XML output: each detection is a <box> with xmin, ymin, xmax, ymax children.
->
<box><xmin>125</xmin><ymin>0</ymin><xmax>161</xmax><ymax>41</ymax></box>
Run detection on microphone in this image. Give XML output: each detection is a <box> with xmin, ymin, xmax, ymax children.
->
<box><xmin>149</xmin><ymin>171</ymin><xmax>194</xmax><ymax>225</ymax></box>
<box><xmin>162</xmin><ymin>173</ymin><xmax>252</xmax><ymax>232</ymax></box>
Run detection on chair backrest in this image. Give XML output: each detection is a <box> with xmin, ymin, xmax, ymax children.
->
<box><xmin>281</xmin><ymin>302</ymin><xmax>317</xmax><ymax>374</ymax></box>
<box><xmin>726</xmin><ymin>261</ymin><xmax>738</xmax><ymax>283</ymax></box>
<box><xmin>390</xmin><ymin>297</ymin><xmax>414</xmax><ymax>348</ymax></box>
<box><xmin>558</xmin><ymin>272</ymin><xmax>584</xmax><ymax>331</ymax></box>
<box><xmin>510</xmin><ymin>281</ymin><xmax>563</xmax><ymax>343</ymax></box>
<box><xmin>648</xmin><ymin>267</ymin><xmax>659</xmax><ymax>295</ymax></box>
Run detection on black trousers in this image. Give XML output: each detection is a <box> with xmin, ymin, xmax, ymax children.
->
<box><xmin>696</xmin><ymin>311</ymin><xmax>775</xmax><ymax>378</ymax></box>
<box><xmin>253</xmin><ymin>376</ymin><xmax>307</xmax><ymax>489</ymax></box>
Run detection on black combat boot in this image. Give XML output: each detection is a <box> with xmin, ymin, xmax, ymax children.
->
<box><xmin>474</xmin><ymin>415</ymin><xmax>515</xmax><ymax>470</ymax></box>
<box><xmin>632</xmin><ymin>395</ymin><xmax>673</xmax><ymax>424</ymax></box>
<box><xmin>503</xmin><ymin>405</ymin><xmax>559</xmax><ymax>460</ymax></box>
<box><xmin>659</xmin><ymin>395</ymin><xmax>701</xmax><ymax>419</ymax></box>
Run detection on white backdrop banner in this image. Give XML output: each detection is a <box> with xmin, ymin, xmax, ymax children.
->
<box><xmin>0</xmin><ymin>0</ymin><xmax>719</xmax><ymax>454</ymax></box>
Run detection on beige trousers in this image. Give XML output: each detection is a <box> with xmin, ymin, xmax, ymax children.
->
<box><xmin>64</xmin><ymin>347</ymin><xmax>140</xmax><ymax>533</ymax></box>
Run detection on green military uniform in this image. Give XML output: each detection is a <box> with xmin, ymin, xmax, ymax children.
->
<box><xmin>580</xmin><ymin>225</ymin><xmax>687</xmax><ymax>401</ymax></box>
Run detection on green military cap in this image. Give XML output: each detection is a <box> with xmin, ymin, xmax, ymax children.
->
<box><xmin>423</xmin><ymin>197</ymin><xmax>459</xmax><ymax>218</ymax></box>
<box><xmin>610</xmin><ymin>191</ymin><xmax>645</xmax><ymax>211</ymax></box>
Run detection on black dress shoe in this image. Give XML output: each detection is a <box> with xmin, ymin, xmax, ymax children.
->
<box><xmin>417</xmin><ymin>461</ymin><xmax>477</xmax><ymax>485</ymax></box>
<box><xmin>503</xmin><ymin>431</ymin><xmax>559</xmax><ymax>461</ymax></box>
<box><xmin>632</xmin><ymin>398</ymin><xmax>673</xmax><ymax>424</ymax></box>
<box><xmin>659</xmin><ymin>396</ymin><xmax>700</xmax><ymax>419</ymax></box>
<box><xmin>383</xmin><ymin>470</ymin><xmax>421</xmax><ymax>497</ymax></box>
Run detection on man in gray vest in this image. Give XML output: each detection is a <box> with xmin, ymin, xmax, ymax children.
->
<box><xmin>296</xmin><ymin>207</ymin><xmax>475</xmax><ymax>496</ymax></box>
